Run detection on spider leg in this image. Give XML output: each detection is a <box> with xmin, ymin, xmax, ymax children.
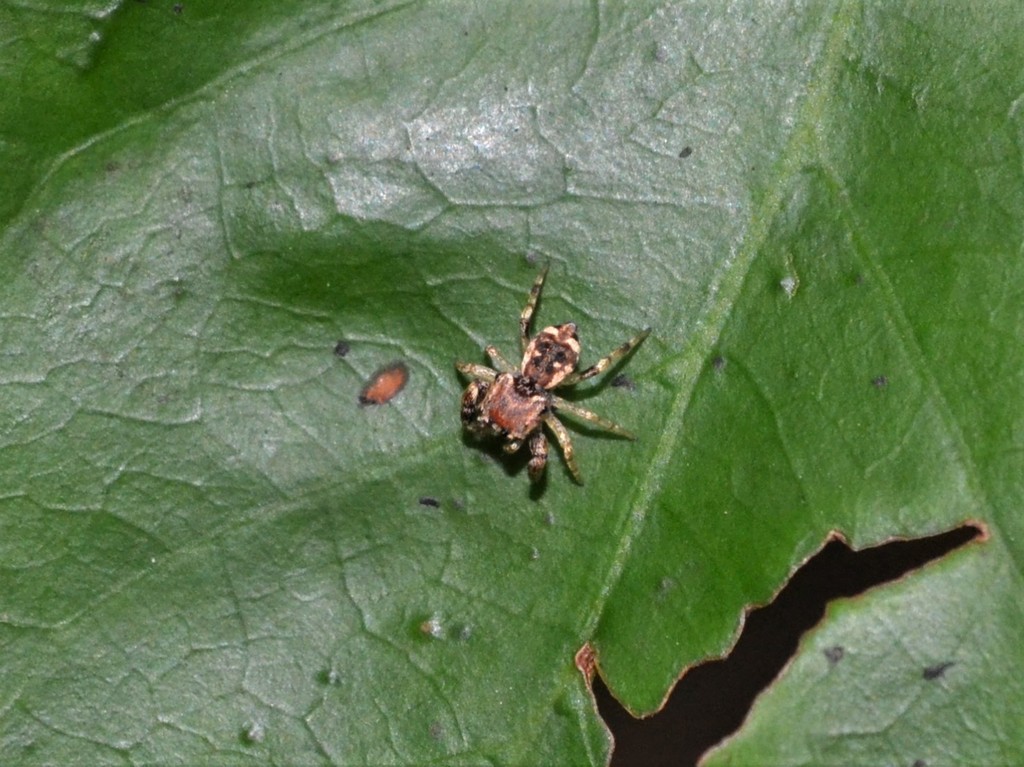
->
<box><xmin>543</xmin><ymin>413</ymin><xmax>583</xmax><ymax>484</ymax></box>
<box><xmin>527</xmin><ymin>430</ymin><xmax>548</xmax><ymax>482</ymax></box>
<box><xmin>455</xmin><ymin>362</ymin><xmax>497</xmax><ymax>382</ymax></box>
<box><xmin>551</xmin><ymin>396</ymin><xmax>636</xmax><ymax>439</ymax></box>
<box><xmin>561</xmin><ymin>327</ymin><xmax>651</xmax><ymax>386</ymax></box>
<box><xmin>520</xmin><ymin>265</ymin><xmax>550</xmax><ymax>353</ymax></box>
<box><xmin>485</xmin><ymin>345</ymin><xmax>518</xmax><ymax>374</ymax></box>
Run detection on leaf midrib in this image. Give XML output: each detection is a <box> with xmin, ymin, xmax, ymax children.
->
<box><xmin>577</xmin><ymin>0</ymin><xmax>861</xmax><ymax>652</ymax></box>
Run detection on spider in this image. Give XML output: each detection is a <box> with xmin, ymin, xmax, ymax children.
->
<box><xmin>456</xmin><ymin>266</ymin><xmax>650</xmax><ymax>484</ymax></box>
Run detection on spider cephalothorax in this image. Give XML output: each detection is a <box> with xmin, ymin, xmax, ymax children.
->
<box><xmin>456</xmin><ymin>267</ymin><xmax>650</xmax><ymax>484</ymax></box>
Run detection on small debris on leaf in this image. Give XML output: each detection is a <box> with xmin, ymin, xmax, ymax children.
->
<box><xmin>359</xmin><ymin>361</ymin><xmax>409</xmax><ymax>405</ymax></box>
<box><xmin>823</xmin><ymin>646</ymin><xmax>845</xmax><ymax>665</ymax></box>
<box><xmin>922</xmin><ymin>661</ymin><xmax>955</xmax><ymax>681</ymax></box>
<box><xmin>611</xmin><ymin>373</ymin><xmax>636</xmax><ymax>391</ymax></box>
<box><xmin>242</xmin><ymin>722</ymin><xmax>265</xmax><ymax>744</ymax></box>
<box><xmin>419</xmin><ymin>616</ymin><xmax>443</xmax><ymax>639</ymax></box>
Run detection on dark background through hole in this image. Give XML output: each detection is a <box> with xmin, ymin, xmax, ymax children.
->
<box><xmin>595</xmin><ymin>525</ymin><xmax>981</xmax><ymax>767</ymax></box>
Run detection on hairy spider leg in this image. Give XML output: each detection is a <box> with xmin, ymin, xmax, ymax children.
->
<box><xmin>485</xmin><ymin>345</ymin><xmax>518</xmax><ymax>374</ymax></box>
<box><xmin>551</xmin><ymin>396</ymin><xmax>636</xmax><ymax>439</ymax></box>
<box><xmin>455</xmin><ymin>362</ymin><xmax>497</xmax><ymax>381</ymax></box>
<box><xmin>527</xmin><ymin>430</ymin><xmax>548</xmax><ymax>481</ymax></box>
<box><xmin>560</xmin><ymin>327</ymin><xmax>652</xmax><ymax>386</ymax></box>
<box><xmin>543</xmin><ymin>413</ymin><xmax>582</xmax><ymax>484</ymax></box>
<box><xmin>520</xmin><ymin>265</ymin><xmax>550</xmax><ymax>353</ymax></box>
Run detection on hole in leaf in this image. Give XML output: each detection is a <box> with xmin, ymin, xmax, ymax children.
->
<box><xmin>595</xmin><ymin>523</ymin><xmax>982</xmax><ymax>767</ymax></box>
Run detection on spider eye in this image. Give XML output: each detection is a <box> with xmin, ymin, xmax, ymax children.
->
<box><xmin>504</xmin><ymin>439</ymin><xmax>522</xmax><ymax>453</ymax></box>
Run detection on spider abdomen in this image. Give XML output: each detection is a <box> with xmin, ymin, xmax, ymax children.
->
<box><xmin>521</xmin><ymin>323</ymin><xmax>581</xmax><ymax>388</ymax></box>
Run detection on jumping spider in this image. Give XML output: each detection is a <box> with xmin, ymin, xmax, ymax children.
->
<box><xmin>456</xmin><ymin>266</ymin><xmax>650</xmax><ymax>484</ymax></box>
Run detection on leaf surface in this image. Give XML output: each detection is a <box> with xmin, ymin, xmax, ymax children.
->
<box><xmin>0</xmin><ymin>2</ymin><xmax>1021</xmax><ymax>765</ymax></box>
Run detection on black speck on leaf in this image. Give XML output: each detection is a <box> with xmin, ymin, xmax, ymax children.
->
<box><xmin>611</xmin><ymin>374</ymin><xmax>635</xmax><ymax>391</ymax></box>
<box><xmin>823</xmin><ymin>646</ymin><xmax>845</xmax><ymax>665</ymax></box>
<box><xmin>923</xmin><ymin>661</ymin><xmax>955</xmax><ymax>681</ymax></box>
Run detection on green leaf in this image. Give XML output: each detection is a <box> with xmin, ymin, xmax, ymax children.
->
<box><xmin>1</xmin><ymin>2</ymin><xmax>1021</xmax><ymax>765</ymax></box>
